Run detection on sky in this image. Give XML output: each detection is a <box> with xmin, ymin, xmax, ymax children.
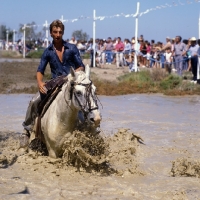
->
<box><xmin>0</xmin><ymin>0</ymin><xmax>200</xmax><ymax>43</ymax></box>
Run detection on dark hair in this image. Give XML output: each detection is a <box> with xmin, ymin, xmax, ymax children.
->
<box><xmin>117</xmin><ymin>37</ymin><xmax>121</xmax><ymax>41</ymax></box>
<box><xmin>176</xmin><ymin>36</ymin><xmax>182</xmax><ymax>41</ymax></box>
<box><xmin>49</xmin><ymin>20</ymin><xmax>65</xmax><ymax>33</ymax></box>
<box><xmin>182</xmin><ymin>39</ymin><xmax>188</xmax><ymax>45</ymax></box>
<box><xmin>197</xmin><ymin>39</ymin><xmax>200</xmax><ymax>46</ymax></box>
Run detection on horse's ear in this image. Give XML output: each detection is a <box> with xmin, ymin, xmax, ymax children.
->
<box><xmin>70</xmin><ymin>67</ymin><xmax>76</xmax><ymax>79</ymax></box>
<box><xmin>85</xmin><ymin>64</ymin><xmax>90</xmax><ymax>79</ymax></box>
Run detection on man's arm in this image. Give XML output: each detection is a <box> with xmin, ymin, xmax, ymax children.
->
<box><xmin>37</xmin><ymin>72</ymin><xmax>47</xmax><ymax>94</ymax></box>
<box><xmin>75</xmin><ymin>66</ymin><xmax>84</xmax><ymax>72</ymax></box>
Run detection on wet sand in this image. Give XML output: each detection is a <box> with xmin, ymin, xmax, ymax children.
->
<box><xmin>0</xmin><ymin>94</ymin><xmax>200</xmax><ymax>199</ymax></box>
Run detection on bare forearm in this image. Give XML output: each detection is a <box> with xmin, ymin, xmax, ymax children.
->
<box><xmin>75</xmin><ymin>66</ymin><xmax>84</xmax><ymax>72</ymax></box>
<box><xmin>36</xmin><ymin>72</ymin><xmax>46</xmax><ymax>94</ymax></box>
<box><xmin>37</xmin><ymin>72</ymin><xmax>44</xmax><ymax>84</ymax></box>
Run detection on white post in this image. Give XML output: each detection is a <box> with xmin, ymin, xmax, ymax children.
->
<box><xmin>44</xmin><ymin>20</ymin><xmax>49</xmax><ymax>48</ymax></box>
<box><xmin>93</xmin><ymin>9</ymin><xmax>96</xmax><ymax>67</ymax></box>
<box><xmin>6</xmin><ymin>30</ymin><xmax>9</xmax><ymax>50</ymax></box>
<box><xmin>134</xmin><ymin>2</ymin><xmax>140</xmax><ymax>72</ymax></box>
<box><xmin>199</xmin><ymin>12</ymin><xmax>200</xmax><ymax>39</ymax></box>
<box><xmin>12</xmin><ymin>29</ymin><xmax>16</xmax><ymax>51</ymax></box>
<box><xmin>197</xmin><ymin>57</ymin><xmax>200</xmax><ymax>80</ymax></box>
<box><xmin>23</xmin><ymin>24</ymin><xmax>26</xmax><ymax>58</ymax></box>
<box><xmin>60</xmin><ymin>15</ymin><xmax>66</xmax><ymax>23</ymax></box>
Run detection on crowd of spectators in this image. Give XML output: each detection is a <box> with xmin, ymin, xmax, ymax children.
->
<box><xmin>0</xmin><ymin>38</ymin><xmax>49</xmax><ymax>54</ymax></box>
<box><xmin>72</xmin><ymin>35</ymin><xmax>200</xmax><ymax>83</ymax></box>
<box><xmin>1</xmin><ymin>34</ymin><xmax>200</xmax><ymax>82</ymax></box>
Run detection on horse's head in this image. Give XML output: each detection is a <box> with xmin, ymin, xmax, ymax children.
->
<box><xmin>67</xmin><ymin>65</ymin><xmax>102</xmax><ymax>127</ymax></box>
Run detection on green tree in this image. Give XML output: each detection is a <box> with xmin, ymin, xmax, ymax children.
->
<box><xmin>18</xmin><ymin>21</ymin><xmax>45</xmax><ymax>41</ymax></box>
<box><xmin>72</xmin><ymin>30</ymin><xmax>89</xmax><ymax>41</ymax></box>
<box><xmin>0</xmin><ymin>25</ymin><xmax>13</xmax><ymax>40</ymax></box>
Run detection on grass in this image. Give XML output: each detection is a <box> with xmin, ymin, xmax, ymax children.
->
<box><xmin>92</xmin><ymin>68</ymin><xmax>200</xmax><ymax>96</ymax></box>
<box><xmin>26</xmin><ymin>50</ymin><xmax>44</xmax><ymax>58</ymax></box>
<box><xmin>0</xmin><ymin>50</ymin><xmax>22</xmax><ymax>58</ymax></box>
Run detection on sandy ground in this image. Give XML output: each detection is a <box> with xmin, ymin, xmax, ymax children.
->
<box><xmin>0</xmin><ymin>58</ymin><xmax>128</xmax><ymax>94</ymax></box>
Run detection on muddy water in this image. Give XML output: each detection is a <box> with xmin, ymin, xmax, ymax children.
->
<box><xmin>0</xmin><ymin>94</ymin><xmax>200</xmax><ymax>199</ymax></box>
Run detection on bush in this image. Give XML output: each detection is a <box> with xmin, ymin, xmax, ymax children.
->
<box><xmin>160</xmin><ymin>75</ymin><xmax>182</xmax><ymax>90</ymax></box>
<box><xmin>118</xmin><ymin>70</ymin><xmax>153</xmax><ymax>85</ymax></box>
<box><xmin>26</xmin><ymin>50</ymin><xmax>44</xmax><ymax>58</ymax></box>
<box><xmin>81</xmin><ymin>52</ymin><xmax>90</xmax><ymax>59</ymax></box>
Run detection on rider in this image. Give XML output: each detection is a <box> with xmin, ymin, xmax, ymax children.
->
<box><xmin>21</xmin><ymin>20</ymin><xmax>85</xmax><ymax>141</ymax></box>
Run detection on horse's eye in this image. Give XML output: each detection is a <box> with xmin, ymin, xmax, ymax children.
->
<box><xmin>76</xmin><ymin>91</ymin><xmax>82</xmax><ymax>96</ymax></box>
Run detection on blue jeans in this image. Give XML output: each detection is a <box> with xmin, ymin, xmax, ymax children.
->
<box><xmin>160</xmin><ymin>53</ymin><xmax>165</xmax><ymax>68</ymax></box>
<box><xmin>191</xmin><ymin>56</ymin><xmax>198</xmax><ymax>81</ymax></box>
<box><xmin>174</xmin><ymin>55</ymin><xmax>183</xmax><ymax>76</ymax></box>
<box><xmin>105</xmin><ymin>51</ymin><xmax>113</xmax><ymax>63</ymax></box>
<box><xmin>182</xmin><ymin>56</ymin><xmax>188</xmax><ymax>71</ymax></box>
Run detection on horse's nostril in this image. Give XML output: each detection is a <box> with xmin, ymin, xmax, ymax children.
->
<box><xmin>90</xmin><ymin>118</ymin><xmax>95</xmax><ymax>123</ymax></box>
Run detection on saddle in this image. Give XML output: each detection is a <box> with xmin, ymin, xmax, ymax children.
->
<box><xmin>35</xmin><ymin>75</ymin><xmax>68</xmax><ymax>140</ymax></box>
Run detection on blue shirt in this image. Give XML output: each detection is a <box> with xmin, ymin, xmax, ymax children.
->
<box><xmin>189</xmin><ymin>44</ymin><xmax>199</xmax><ymax>56</ymax></box>
<box><xmin>37</xmin><ymin>40</ymin><xmax>85</xmax><ymax>78</ymax></box>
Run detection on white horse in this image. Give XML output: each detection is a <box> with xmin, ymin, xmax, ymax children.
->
<box><xmin>31</xmin><ymin>65</ymin><xmax>102</xmax><ymax>158</ymax></box>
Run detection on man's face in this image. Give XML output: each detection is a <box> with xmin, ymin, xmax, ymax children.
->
<box><xmin>175</xmin><ymin>37</ymin><xmax>180</xmax><ymax>43</ymax></box>
<box><xmin>50</xmin><ymin>26</ymin><xmax>63</xmax><ymax>43</ymax></box>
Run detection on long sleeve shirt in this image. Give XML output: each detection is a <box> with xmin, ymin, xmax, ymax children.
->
<box><xmin>37</xmin><ymin>40</ymin><xmax>85</xmax><ymax>79</ymax></box>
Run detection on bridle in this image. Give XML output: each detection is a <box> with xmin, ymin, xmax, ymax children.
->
<box><xmin>66</xmin><ymin>79</ymin><xmax>100</xmax><ymax>120</ymax></box>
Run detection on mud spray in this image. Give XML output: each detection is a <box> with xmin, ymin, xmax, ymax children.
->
<box><xmin>0</xmin><ymin>129</ymin><xmax>143</xmax><ymax>176</ymax></box>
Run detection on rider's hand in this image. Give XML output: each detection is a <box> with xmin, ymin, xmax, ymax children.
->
<box><xmin>38</xmin><ymin>81</ymin><xmax>47</xmax><ymax>94</ymax></box>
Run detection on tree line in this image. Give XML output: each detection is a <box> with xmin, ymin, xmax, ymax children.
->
<box><xmin>0</xmin><ymin>22</ymin><xmax>89</xmax><ymax>42</ymax></box>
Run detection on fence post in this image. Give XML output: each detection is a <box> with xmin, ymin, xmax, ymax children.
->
<box><xmin>93</xmin><ymin>10</ymin><xmax>96</xmax><ymax>67</ymax></box>
<box><xmin>134</xmin><ymin>2</ymin><xmax>140</xmax><ymax>72</ymax></box>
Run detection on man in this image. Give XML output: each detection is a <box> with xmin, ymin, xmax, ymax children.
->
<box><xmin>162</xmin><ymin>37</ymin><xmax>172</xmax><ymax>51</ymax></box>
<box><xmin>173</xmin><ymin>36</ymin><xmax>186</xmax><ymax>76</ymax></box>
<box><xmin>69</xmin><ymin>36</ymin><xmax>77</xmax><ymax>45</ymax></box>
<box><xmin>87</xmin><ymin>38</ymin><xmax>99</xmax><ymax>67</ymax></box>
<box><xmin>105</xmin><ymin>37</ymin><xmax>114</xmax><ymax>65</ymax></box>
<box><xmin>188</xmin><ymin>37</ymin><xmax>199</xmax><ymax>83</ymax></box>
<box><xmin>115</xmin><ymin>37</ymin><xmax>125</xmax><ymax>69</ymax></box>
<box><xmin>22</xmin><ymin>20</ymin><xmax>85</xmax><ymax>140</ymax></box>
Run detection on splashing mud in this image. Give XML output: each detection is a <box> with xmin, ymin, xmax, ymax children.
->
<box><xmin>171</xmin><ymin>158</ymin><xmax>200</xmax><ymax>178</ymax></box>
<box><xmin>0</xmin><ymin>129</ymin><xmax>143</xmax><ymax>177</ymax></box>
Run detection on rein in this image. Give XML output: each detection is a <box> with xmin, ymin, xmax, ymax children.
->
<box><xmin>73</xmin><ymin>81</ymin><xmax>99</xmax><ymax>115</ymax></box>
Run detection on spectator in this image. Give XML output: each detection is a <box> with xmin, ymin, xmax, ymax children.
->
<box><xmin>188</xmin><ymin>37</ymin><xmax>199</xmax><ymax>83</ymax></box>
<box><xmin>139</xmin><ymin>40</ymin><xmax>147</xmax><ymax>67</ymax></box>
<box><xmin>124</xmin><ymin>38</ymin><xmax>131</xmax><ymax>56</ymax></box>
<box><xmin>173</xmin><ymin>36</ymin><xmax>187</xmax><ymax>76</ymax></box>
<box><xmin>153</xmin><ymin>45</ymin><xmax>161</xmax><ymax>68</ymax></box>
<box><xmin>69</xmin><ymin>36</ymin><xmax>77</xmax><ymax>45</ymax></box>
<box><xmin>77</xmin><ymin>40</ymin><xmax>86</xmax><ymax>56</ymax></box>
<box><xmin>17</xmin><ymin>39</ymin><xmax>22</xmax><ymax>53</ymax></box>
<box><xmin>164</xmin><ymin>48</ymin><xmax>173</xmax><ymax>73</ymax></box>
<box><xmin>162</xmin><ymin>37</ymin><xmax>172</xmax><ymax>51</ymax></box>
<box><xmin>146</xmin><ymin>42</ymin><xmax>151</xmax><ymax>67</ymax></box>
<box><xmin>124</xmin><ymin>53</ymin><xmax>135</xmax><ymax>72</ymax></box>
<box><xmin>115</xmin><ymin>37</ymin><xmax>125</xmax><ymax>69</ymax></box>
<box><xmin>105</xmin><ymin>37</ymin><xmax>114</xmax><ymax>65</ymax></box>
<box><xmin>96</xmin><ymin>39</ymin><xmax>106</xmax><ymax>68</ymax></box>
<box><xmin>182</xmin><ymin>39</ymin><xmax>190</xmax><ymax>71</ymax></box>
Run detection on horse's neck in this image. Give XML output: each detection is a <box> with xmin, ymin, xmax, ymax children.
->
<box><xmin>55</xmin><ymin>85</ymin><xmax>78</xmax><ymax>122</ymax></box>
<box><xmin>43</xmin><ymin>83</ymin><xmax>78</xmax><ymax>131</ymax></box>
